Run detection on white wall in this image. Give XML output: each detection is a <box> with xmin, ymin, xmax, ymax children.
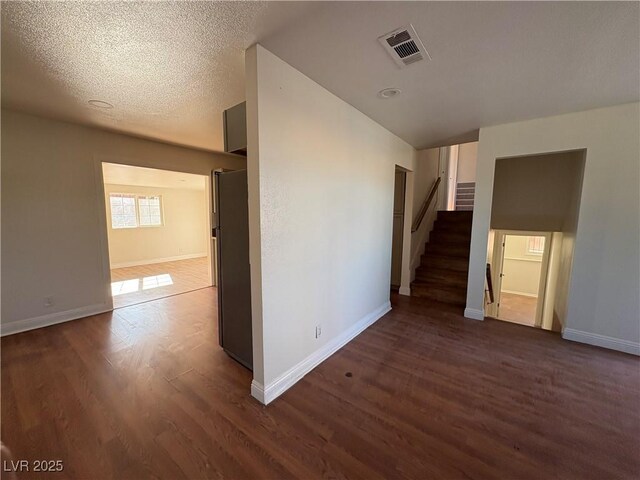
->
<box><xmin>245</xmin><ymin>45</ymin><xmax>416</xmax><ymax>403</ymax></box>
<box><xmin>466</xmin><ymin>103</ymin><xmax>640</xmax><ymax>355</ymax></box>
<box><xmin>501</xmin><ymin>235</ymin><xmax>542</xmax><ymax>296</ymax></box>
<box><xmin>1</xmin><ymin>109</ymin><xmax>244</xmax><ymax>333</ymax></box>
<box><xmin>104</xmin><ymin>183</ymin><xmax>208</xmax><ymax>268</ymax></box>
<box><xmin>457</xmin><ymin>141</ymin><xmax>478</xmax><ymax>183</ymax></box>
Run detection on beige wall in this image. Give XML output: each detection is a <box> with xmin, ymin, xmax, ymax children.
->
<box><xmin>491</xmin><ymin>151</ymin><xmax>585</xmax><ymax>232</ymax></box>
<box><xmin>104</xmin><ymin>183</ymin><xmax>208</xmax><ymax>268</ymax></box>
<box><xmin>501</xmin><ymin>235</ymin><xmax>542</xmax><ymax>296</ymax></box>
<box><xmin>457</xmin><ymin>141</ymin><xmax>478</xmax><ymax>183</ymax></box>
<box><xmin>410</xmin><ymin>148</ymin><xmax>440</xmax><ymax>278</ymax></box>
<box><xmin>1</xmin><ymin>109</ymin><xmax>244</xmax><ymax>332</ymax></box>
<box><xmin>412</xmin><ymin>148</ymin><xmax>440</xmax><ymax>218</ymax></box>
<box><xmin>246</xmin><ymin>45</ymin><xmax>416</xmax><ymax>403</ymax></box>
<box><xmin>467</xmin><ymin>103</ymin><xmax>640</xmax><ymax>355</ymax></box>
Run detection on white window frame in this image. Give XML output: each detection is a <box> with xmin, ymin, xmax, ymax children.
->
<box><xmin>109</xmin><ymin>193</ymin><xmax>138</xmax><ymax>229</ymax></box>
<box><xmin>527</xmin><ymin>236</ymin><xmax>545</xmax><ymax>255</ymax></box>
<box><xmin>108</xmin><ymin>193</ymin><xmax>164</xmax><ymax>229</ymax></box>
<box><xmin>137</xmin><ymin>195</ymin><xmax>164</xmax><ymax>227</ymax></box>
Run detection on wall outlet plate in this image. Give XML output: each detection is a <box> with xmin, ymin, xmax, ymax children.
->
<box><xmin>315</xmin><ymin>325</ymin><xmax>322</xmax><ymax>338</ymax></box>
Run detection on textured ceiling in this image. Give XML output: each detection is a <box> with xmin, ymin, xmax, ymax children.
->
<box><xmin>1</xmin><ymin>1</ymin><xmax>319</xmax><ymax>151</ymax></box>
<box><xmin>102</xmin><ymin>163</ymin><xmax>205</xmax><ymax>190</ymax></box>
<box><xmin>2</xmin><ymin>2</ymin><xmax>639</xmax><ymax>152</ymax></box>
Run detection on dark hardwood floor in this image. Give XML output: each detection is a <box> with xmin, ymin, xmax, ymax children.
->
<box><xmin>2</xmin><ymin>288</ymin><xmax>639</xmax><ymax>479</ymax></box>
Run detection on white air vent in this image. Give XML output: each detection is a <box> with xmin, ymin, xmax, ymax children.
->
<box><xmin>378</xmin><ymin>24</ymin><xmax>430</xmax><ymax>69</ymax></box>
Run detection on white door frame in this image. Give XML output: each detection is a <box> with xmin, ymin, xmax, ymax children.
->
<box><xmin>393</xmin><ymin>164</ymin><xmax>414</xmax><ymax>296</ymax></box>
<box><xmin>490</xmin><ymin>230</ymin><xmax>552</xmax><ymax>327</ymax></box>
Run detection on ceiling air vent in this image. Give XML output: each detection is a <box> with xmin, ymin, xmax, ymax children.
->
<box><xmin>378</xmin><ymin>24</ymin><xmax>430</xmax><ymax>69</ymax></box>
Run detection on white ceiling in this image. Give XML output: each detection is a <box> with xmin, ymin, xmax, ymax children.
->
<box><xmin>2</xmin><ymin>2</ymin><xmax>638</xmax><ymax>151</ymax></box>
<box><xmin>102</xmin><ymin>163</ymin><xmax>205</xmax><ymax>191</ymax></box>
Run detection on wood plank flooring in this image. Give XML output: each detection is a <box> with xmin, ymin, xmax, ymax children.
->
<box><xmin>497</xmin><ymin>292</ymin><xmax>538</xmax><ymax>327</ymax></box>
<box><xmin>2</xmin><ymin>289</ymin><xmax>639</xmax><ymax>479</ymax></box>
<box><xmin>110</xmin><ymin>257</ymin><xmax>210</xmax><ymax>308</ymax></box>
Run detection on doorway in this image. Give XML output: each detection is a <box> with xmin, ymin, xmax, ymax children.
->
<box><xmin>101</xmin><ymin>163</ymin><xmax>213</xmax><ymax>308</ymax></box>
<box><xmin>492</xmin><ymin>231</ymin><xmax>551</xmax><ymax>327</ymax></box>
<box><xmin>391</xmin><ymin>167</ymin><xmax>407</xmax><ymax>289</ymax></box>
<box><xmin>436</xmin><ymin>142</ymin><xmax>478</xmax><ymax>212</ymax></box>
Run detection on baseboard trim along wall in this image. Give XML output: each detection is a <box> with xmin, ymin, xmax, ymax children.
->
<box><xmin>1</xmin><ymin>303</ymin><xmax>112</xmax><ymax>337</ymax></box>
<box><xmin>464</xmin><ymin>307</ymin><xmax>485</xmax><ymax>321</ymax></box>
<box><xmin>251</xmin><ymin>301</ymin><xmax>392</xmax><ymax>405</ymax></box>
<box><xmin>501</xmin><ymin>289</ymin><xmax>537</xmax><ymax>298</ymax></box>
<box><xmin>562</xmin><ymin>328</ymin><xmax>640</xmax><ymax>356</ymax></box>
<box><xmin>110</xmin><ymin>253</ymin><xmax>207</xmax><ymax>269</ymax></box>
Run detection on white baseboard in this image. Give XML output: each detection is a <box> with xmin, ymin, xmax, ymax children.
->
<box><xmin>464</xmin><ymin>307</ymin><xmax>485</xmax><ymax>321</ymax></box>
<box><xmin>562</xmin><ymin>328</ymin><xmax>640</xmax><ymax>356</ymax></box>
<box><xmin>1</xmin><ymin>303</ymin><xmax>112</xmax><ymax>337</ymax></box>
<box><xmin>501</xmin><ymin>289</ymin><xmax>537</xmax><ymax>298</ymax></box>
<box><xmin>399</xmin><ymin>286</ymin><xmax>411</xmax><ymax>296</ymax></box>
<box><xmin>111</xmin><ymin>253</ymin><xmax>207</xmax><ymax>269</ymax></box>
<box><xmin>250</xmin><ymin>380</ymin><xmax>266</xmax><ymax>404</ymax></box>
<box><xmin>251</xmin><ymin>301</ymin><xmax>392</xmax><ymax>405</ymax></box>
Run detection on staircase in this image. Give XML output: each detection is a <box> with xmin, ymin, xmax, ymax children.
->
<box><xmin>411</xmin><ymin>210</ymin><xmax>472</xmax><ymax>306</ymax></box>
<box><xmin>455</xmin><ymin>182</ymin><xmax>475</xmax><ymax>211</ymax></box>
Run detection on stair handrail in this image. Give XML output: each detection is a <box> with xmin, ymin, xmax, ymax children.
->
<box><xmin>485</xmin><ymin>263</ymin><xmax>495</xmax><ymax>304</ymax></box>
<box><xmin>411</xmin><ymin>176</ymin><xmax>441</xmax><ymax>233</ymax></box>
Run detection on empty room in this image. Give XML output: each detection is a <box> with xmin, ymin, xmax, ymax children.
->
<box><xmin>102</xmin><ymin>163</ymin><xmax>213</xmax><ymax>308</ymax></box>
<box><xmin>1</xmin><ymin>2</ymin><xmax>639</xmax><ymax>479</ymax></box>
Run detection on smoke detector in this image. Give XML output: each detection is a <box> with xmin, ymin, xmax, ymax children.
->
<box><xmin>378</xmin><ymin>24</ymin><xmax>430</xmax><ymax>69</ymax></box>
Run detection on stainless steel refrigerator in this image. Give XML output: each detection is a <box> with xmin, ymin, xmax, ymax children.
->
<box><xmin>213</xmin><ymin>170</ymin><xmax>252</xmax><ymax>370</ymax></box>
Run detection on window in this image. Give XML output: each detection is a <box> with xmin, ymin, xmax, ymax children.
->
<box><xmin>527</xmin><ymin>236</ymin><xmax>545</xmax><ymax>255</ymax></box>
<box><xmin>109</xmin><ymin>193</ymin><xmax>137</xmax><ymax>229</ymax></box>
<box><xmin>138</xmin><ymin>195</ymin><xmax>163</xmax><ymax>226</ymax></box>
<box><xmin>109</xmin><ymin>193</ymin><xmax>163</xmax><ymax>229</ymax></box>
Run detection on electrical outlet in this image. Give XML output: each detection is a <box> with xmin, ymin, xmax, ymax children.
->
<box><xmin>44</xmin><ymin>296</ymin><xmax>54</xmax><ymax>307</ymax></box>
<box><xmin>315</xmin><ymin>325</ymin><xmax>322</xmax><ymax>338</ymax></box>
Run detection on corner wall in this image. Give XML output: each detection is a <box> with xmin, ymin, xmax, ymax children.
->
<box><xmin>246</xmin><ymin>45</ymin><xmax>416</xmax><ymax>403</ymax></box>
<box><xmin>466</xmin><ymin>103</ymin><xmax>640</xmax><ymax>355</ymax></box>
<box><xmin>1</xmin><ymin>109</ymin><xmax>244</xmax><ymax>334</ymax></box>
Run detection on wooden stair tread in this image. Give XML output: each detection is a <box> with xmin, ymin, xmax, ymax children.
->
<box><xmin>425</xmin><ymin>243</ymin><xmax>470</xmax><ymax>258</ymax></box>
<box><xmin>414</xmin><ymin>271</ymin><xmax>468</xmax><ymax>288</ymax></box>
<box><xmin>411</xmin><ymin>210</ymin><xmax>473</xmax><ymax>303</ymax></box>
<box><xmin>421</xmin><ymin>254</ymin><xmax>469</xmax><ymax>272</ymax></box>
<box><xmin>410</xmin><ymin>282</ymin><xmax>467</xmax><ymax>306</ymax></box>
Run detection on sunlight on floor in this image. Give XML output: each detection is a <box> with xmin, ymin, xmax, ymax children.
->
<box><xmin>111</xmin><ymin>274</ymin><xmax>174</xmax><ymax>296</ymax></box>
<box><xmin>142</xmin><ymin>274</ymin><xmax>173</xmax><ymax>290</ymax></box>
